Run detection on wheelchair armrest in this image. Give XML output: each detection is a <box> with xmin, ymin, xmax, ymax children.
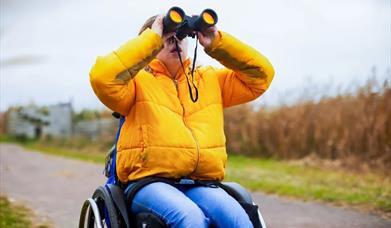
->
<box><xmin>220</xmin><ymin>182</ymin><xmax>265</xmax><ymax>228</ymax></box>
<box><xmin>106</xmin><ymin>184</ymin><xmax>131</xmax><ymax>228</ymax></box>
<box><xmin>220</xmin><ymin>182</ymin><xmax>254</xmax><ymax>204</ymax></box>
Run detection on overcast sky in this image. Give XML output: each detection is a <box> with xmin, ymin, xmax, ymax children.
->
<box><xmin>1</xmin><ymin>0</ymin><xmax>390</xmax><ymax>111</ymax></box>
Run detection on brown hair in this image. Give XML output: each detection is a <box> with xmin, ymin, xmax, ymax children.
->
<box><xmin>138</xmin><ymin>15</ymin><xmax>158</xmax><ymax>35</ymax></box>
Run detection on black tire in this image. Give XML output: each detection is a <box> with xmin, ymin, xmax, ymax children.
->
<box><xmin>87</xmin><ymin>186</ymin><xmax>121</xmax><ymax>228</ymax></box>
<box><xmin>79</xmin><ymin>199</ymin><xmax>94</xmax><ymax>228</ymax></box>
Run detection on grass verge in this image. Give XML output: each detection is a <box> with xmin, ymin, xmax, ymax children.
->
<box><xmin>0</xmin><ymin>196</ymin><xmax>31</xmax><ymax>228</ymax></box>
<box><xmin>1</xmin><ymin>136</ymin><xmax>390</xmax><ymax>217</ymax></box>
<box><xmin>225</xmin><ymin>155</ymin><xmax>391</xmax><ymax>217</ymax></box>
<box><xmin>23</xmin><ymin>143</ymin><xmax>106</xmax><ymax>164</ymax></box>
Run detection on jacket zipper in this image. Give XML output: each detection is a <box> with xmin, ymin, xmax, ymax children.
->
<box><xmin>173</xmin><ymin>79</ymin><xmax>200</xmax><ymax>175</ymax></box>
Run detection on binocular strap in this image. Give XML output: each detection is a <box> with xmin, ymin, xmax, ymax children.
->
<box><xmin>175</xmin><ymin>38</ymin><xmax>199</xmax><ymax>103</ymax></box>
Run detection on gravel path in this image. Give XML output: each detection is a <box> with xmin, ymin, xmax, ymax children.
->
<box><xmin>1</xmin><ymin>143</ymin><xmax>390</xmax><ymax>228</ymax></box>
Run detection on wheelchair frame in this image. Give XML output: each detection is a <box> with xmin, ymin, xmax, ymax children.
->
<box><xmin>78</xmin><ymin>113</ymin><xmax>268</xmax><ymax>228</ymax></box>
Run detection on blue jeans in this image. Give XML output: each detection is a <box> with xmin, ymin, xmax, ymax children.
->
<box><xmin>125</xmin><ymin>181</ymin><xmax>253</xmax><ymax>228</ymax></box>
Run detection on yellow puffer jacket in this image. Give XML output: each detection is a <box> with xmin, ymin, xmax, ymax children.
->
<box><xmin>90</xmin><ymin>28</ymin><xmax>274</xmax><ymax>183</ymax></box>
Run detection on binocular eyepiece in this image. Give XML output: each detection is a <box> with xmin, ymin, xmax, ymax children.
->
<box><xmin>163</xmin><ymin>6</ymin><xmax>218</xmax><ymax>40</ymax></box>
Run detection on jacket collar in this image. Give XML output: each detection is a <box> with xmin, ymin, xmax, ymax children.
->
<box><xmin>147</xmin><ymin>58</ymin><xmax>192</xmax><ymax>82</ymax></box>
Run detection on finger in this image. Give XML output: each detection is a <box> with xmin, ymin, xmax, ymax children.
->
<box><xmin>151</xmin><ymin>14</ymin><xmax>164</xmax><ymax>37</ymax></box>
<box><xmin>156</xmin><ymin>14</ymin><xmax>164</xmax><ymax>20</ymax></box>
<box><xmin>155</xmin><ymin>14</ymin><xmax>164</xmax><ymax>23</ymax></box>
<box><xmin>206</xmin><ymin>26</ymin><xmax>217</xmax><ymax>32</ymax></box>
<box><xmin>199</xmin><ymin>27</ymin><xmax>215</xmax><ymax>37</ymax></box>
<box><xmin>197</xmin><ymin>31</ymin><xmax>205</xmax><ymax>40</ymax></box>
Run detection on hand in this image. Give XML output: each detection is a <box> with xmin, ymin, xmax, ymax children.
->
<box><xmin>197</xmin><ymin>26</ymin><xmax>218</xmax><ymax>48</ymax></box>
<box><xmin>151</xmin><ymin>15</ymin><xmax>164</xmax><ymax>37</ymax></box>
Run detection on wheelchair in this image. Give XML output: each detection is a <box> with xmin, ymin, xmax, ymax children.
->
<box><xmin>78</xmin><ymin>113</ymin><xmax>268</xmax><ymax>228</ymax></box>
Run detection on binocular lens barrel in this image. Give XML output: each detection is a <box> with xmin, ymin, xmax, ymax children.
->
<box><xmin>163</xmin><ymin>6</ymin><xmax>218</xmax><ymax>39</ymax></box>
<box><xmin>201</xmin><ymin>9</ymin><xmax>217</xmax><ymax>25</ymax></box>
<box><xmin>192</xmin><ymin>8</ymin><xmax>217</xmax><ymax>34</ymax></box>
<box><xmin>169</xmin><ymin>9</ymin><xmax>183</xmax><ymax>23</ymax></box>
<box><xmin>163</xmin><ymin>7</ymin><xmax>185</xmax><ymax>33</ymax></box>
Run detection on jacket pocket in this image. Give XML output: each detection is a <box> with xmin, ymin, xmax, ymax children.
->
<box><xmin>140</xmin><ymin>124</ymin><xmax>149</xmax><ymax>149</ymax></box>
<box><xmin>116</xmin><ymin>148</ymin><xmax>143</xmax><ymax>182</ymax></box>
<box><xmin>139</xmin><ymin>124</ymin><xmax>149</xmax><ymax>165</ymax></box>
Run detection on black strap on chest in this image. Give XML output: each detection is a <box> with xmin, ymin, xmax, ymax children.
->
<box><xmin>174</xmin><ymin>36</ymin><xmax>199</xmax><ymax>102</ymax></box>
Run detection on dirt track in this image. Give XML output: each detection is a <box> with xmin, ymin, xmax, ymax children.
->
<box><xmin>1</xmin><ymin>143</ymin><xmax>390</xmax><ymax>228</ymax></box>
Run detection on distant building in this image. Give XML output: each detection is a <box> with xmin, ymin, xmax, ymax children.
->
<box><xmin>6</xmin><ymin>102</ymin><xmax>73</xmax><ymax>139</ymax></box>
<box><xmin>45</xmin><ymin>103</ymin><xmax>73</xmax><ymax>137</ymax></box>
<box><xmin>73</xmin><ymin>118</ymin><xmax>116</xmax><ymax>141</ymax></box>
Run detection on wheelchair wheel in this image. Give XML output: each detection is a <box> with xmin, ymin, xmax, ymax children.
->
<box><xmin>79</xmin><ymin>186</ymin><xmax>121</xmax><ymax>228</ymax></box>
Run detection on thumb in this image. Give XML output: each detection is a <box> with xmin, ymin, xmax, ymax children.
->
<box><xmin>197</xmin><ymin>32</ymin><xmax>208</xmax><ymax>46</ymax></box>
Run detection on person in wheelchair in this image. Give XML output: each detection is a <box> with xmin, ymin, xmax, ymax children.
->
<box><xmin>89</xmin><ymin>8</ymin><xmax>274</xmax><ymax>228</ymax></box>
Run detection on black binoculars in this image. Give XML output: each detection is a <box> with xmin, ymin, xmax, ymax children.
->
<box><xmin>163</xmin><ymin>6</ymin><xmax>218</xmax><ymax>40</ymax></box>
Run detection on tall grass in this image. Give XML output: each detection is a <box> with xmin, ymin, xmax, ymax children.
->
<box><xmin>224</xmin><ymin>78</ymin><xmax>391</xmax><ymax>173</ymax></box>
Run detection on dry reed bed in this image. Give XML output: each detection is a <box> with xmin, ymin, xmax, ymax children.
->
<box><xmin>224</xmin><ymin>79</ymin><xmax>391</xmax><ymax>173</ymax></box>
